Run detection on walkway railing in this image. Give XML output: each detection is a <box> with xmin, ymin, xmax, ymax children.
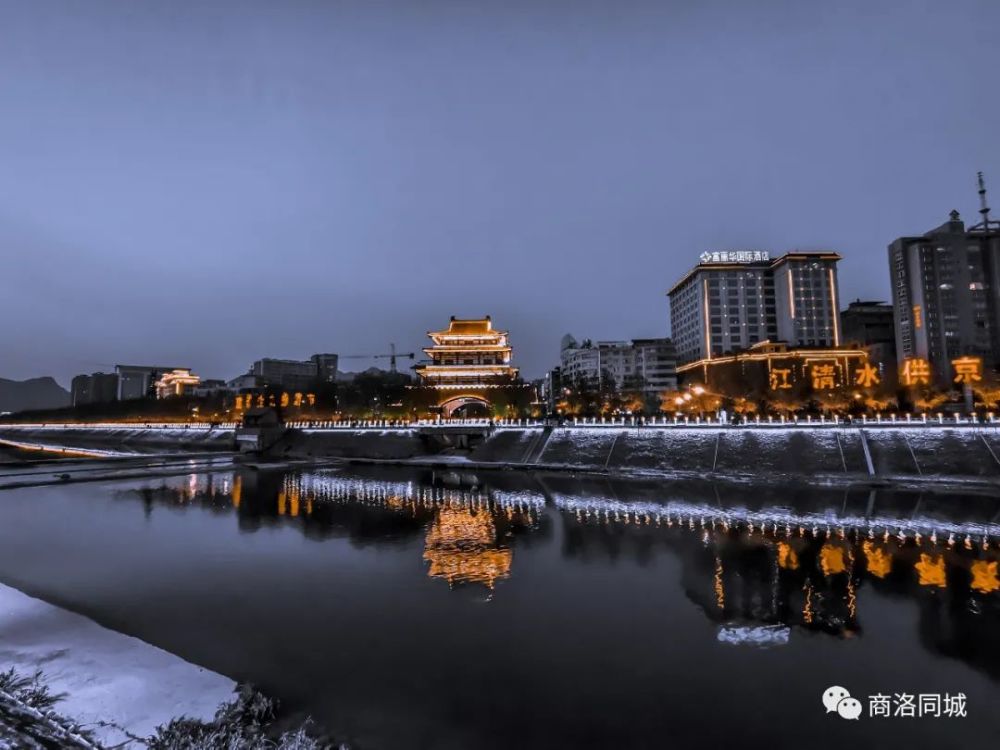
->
<box><xmin>2</xmin><ymin>413</ymin><xmax>999</xmax><ymax>432</ymax></box>
<box><xmin>285</xmin><ymin>413</ymin><xmax>998</xmax><ymax>429</ymax></box>
<box><xmin>0</xmin><ymin>422</ymin><xmax>240</xmax><ymax>431</ymax></box>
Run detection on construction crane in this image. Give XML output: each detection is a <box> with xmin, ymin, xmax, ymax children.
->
<box><xmin>340</xmin><ymin>343</ymin><xmax>415</xmax><ymax>374</ymax></box>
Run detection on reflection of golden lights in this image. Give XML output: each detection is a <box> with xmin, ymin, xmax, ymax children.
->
<box><xmin>713</xmin><ymin>557</ymin><xmax>725</xmax><ymax>610</ymax></box>
<box><xmin>820</xmin><ymin>544</ymin><xmax>847</xmax><ymax>576</ymax></box>
<box><xmin>803</xmin><ymin>581</ymin><xmax>813</xmax><ymax>624</ymax></box>
<box><xmin>863</xmin><ymin>541</ymin><xmax>891</xmax><ymax>578</ymax></box>
<box><xmin>970</xmin><ymin>560</ymin><xmax>1000</xmax><ymax>594</ymax></box>
<box><xmin>423</xmin><ymin>508</ymin><xmax>512</xmax><ymax>589</ymax></box>
<box><xmin>386</xmin><ymin>495</ymin><xmax>406</xmax><ymax>510</ymax></box>
<box><xmin>777</xmin><ymin>542</ymin><xmax>799</xmax><ymax>570</ymax></box>
<box><xmin>232</xmin><ymin>475</ymin><xmax>242</xmax><ymax>509</ymax></box>
<box><xmin>277</xmin><ymin>492</ymin><xmax>287</xmax><ymax>516</ymax></box>
<box><xmin>916</xmin><ymin>553</ymin><xmax>947</xmax><ymax>588</ymax></box>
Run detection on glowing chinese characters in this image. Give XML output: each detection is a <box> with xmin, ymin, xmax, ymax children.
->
<box><xmin>901</xmin><ymin>358</ymin><xmax>931</xmax><ymax>387</ymax></box>
<box><xmin>854</xmin><ymin>362</ymin><xmax>881</xmax><ymax>388</ymax></box>
<box><xmin>811</xmin><ymin>363</ymin><xmax>837</xmax><ymax>390</ymax></box>
<box><xmin>952</xmin><ymin>356</ymin><xmax>982</xmax><ymax>385</ymax></box>
<box><xmin>769</xmin><ymin>367</ymin><xmax>792</xmax><ymax>390</ymax></box>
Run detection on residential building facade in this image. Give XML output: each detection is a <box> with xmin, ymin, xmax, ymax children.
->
<box><xmin>245</xmin><ymin>353</ymin><xmax>340</xmax><ymax>391</ymax></box>
<box><xmin>310</xmin><ymin>353</ymin><xmax>340</xmax><ymax>384</ymax></box>
<box><xmin>71</xmin><ymin>372</ymin><xmax>119</xmax><ymax>407</ymax></box>
<box><xmin>888</xmin><ymin>210</ymin><xmax>1000</xmax><ymax>382</ymax></box>
<box><xmin>115</xmin><ymin>364</ymin><xmax>184</xmax><ymax>400</ymax></box>
<box><xmin>840</xmin><ymin>299</ymin><xmax>897</xmax><ymax>379</ymax></box>
<box><xmin>251</xmin><ymin>358</ymin><xmax>321</xmax><ymax>391</ymax></box>
<box><xmin>559</xmin><ymin>336</ymin><xmax>678</xmax><ymax>393</ymax></box>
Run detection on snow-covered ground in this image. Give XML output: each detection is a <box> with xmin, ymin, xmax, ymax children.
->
<box><xmin>0</xmin><ymin>583</ymin><xmax>235</xmax><ymax>746</ymax></box>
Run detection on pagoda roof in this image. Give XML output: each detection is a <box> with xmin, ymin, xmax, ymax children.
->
<box><xmin>429</xmin><ymin>316</ymin><xmax>506</xmax><ymax>336</ymax></box>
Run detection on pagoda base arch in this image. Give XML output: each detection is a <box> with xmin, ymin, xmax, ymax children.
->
<box><xmin>439</xmin><ymin>394</ymin><xmax>492</xmax><ymax>418</ymax></box>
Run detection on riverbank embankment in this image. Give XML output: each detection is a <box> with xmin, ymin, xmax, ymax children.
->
<box><xmin>277</xmin><ymin>424</ymin><xmax>1000</xmax><ymax>490</ymax></box>
<box><xmin>0</xmin><ymin>423</ymin><xmax>235</xmax><ymax>456</ymax></box>
<box><xmin>4</xmin><ymin>422</ymin><xmax>1000</xmax><ymax>490</ymax></box>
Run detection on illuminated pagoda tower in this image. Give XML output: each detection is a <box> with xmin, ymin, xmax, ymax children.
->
<box><xmin>414</xmin><ymin>316</ymin><xmax>522</xmax><ymax>416</ymax></box>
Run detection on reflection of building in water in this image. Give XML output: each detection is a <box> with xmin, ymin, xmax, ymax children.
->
<box><xmin>557</xmin><ymin>496</ymin><xmax>1000</xmax><ymax>678</ymax></box>
<box><xmin>971</xmin><ymin>560</ymin><xmax>1000</xmax><ymax>594</ymax></box>
<box><xmin>115</xmin><ymin>472</ymin><xmax>1000</xmax><ymax>673</ymax></box>
<box><xmin>423</xmin><ymin>507</ymin><xmax>513</xmax><ymax>589</ymax></box>
<box><xmin>696</xmin><ymin>534</ymin><xmax>861</xmax><ymax>637</ymax></box>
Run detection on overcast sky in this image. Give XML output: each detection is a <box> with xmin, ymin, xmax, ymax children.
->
<box><xmin>1</xmin><ymin>0</ymin><xmax>998</xmax><ymax>387</ymax></box>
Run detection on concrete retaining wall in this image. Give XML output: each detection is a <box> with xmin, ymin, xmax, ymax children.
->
<box><xmin>474</xmin><ymin>426</ymin><xmax>1000</xmax><ymax>484</ymax></box>
<box><xmin>0</xmin><ymin>425</ymin><xmax>235</xmax><ymax>453</ymax></box>
<box><xmin>4</xmin><ymin>423</ymin><xmax>1000</xmax><ymax>485</ymax></box>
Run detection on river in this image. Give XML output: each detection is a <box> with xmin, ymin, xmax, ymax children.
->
<box><xmin>1</xmin><ymin>464</ymin><xmax>999</xmax><ymax>749</ymax></box>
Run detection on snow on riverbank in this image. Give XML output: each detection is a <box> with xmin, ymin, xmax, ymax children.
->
<box><xmin>0</xmin><ymin>582</ymin><xmax>235</xmax><ymax>746</ymax></box>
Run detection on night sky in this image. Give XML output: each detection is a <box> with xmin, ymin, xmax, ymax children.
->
<box><xmin>2</xmin><ymin>0</ymin><xmax>998</xmax><ymax>386</ymax></box>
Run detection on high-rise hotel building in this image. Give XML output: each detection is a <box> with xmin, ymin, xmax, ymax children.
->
<box><xmin>668</xmin><ymin>251</ymin><xmax>842</xmax><ymax>363</ymax></box>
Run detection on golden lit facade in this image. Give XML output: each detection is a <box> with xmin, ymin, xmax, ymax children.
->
<box><xmin>154</xmin><ymin>368</ymin><xmax>201</xmax><ymax>398</ymax></box>
<box><xmin>414</xmin><ymin>316</ymin><xmax>518</xmax><ymax>388</ymax></box>
<box><xmin>676</xmin><ymin>340</ymin><xmax>871</xmax><ymax>397</ymax></box>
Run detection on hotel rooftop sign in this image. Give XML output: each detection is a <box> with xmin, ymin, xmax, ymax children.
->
<box><xmin>699</xmin><ymin>250</ymin><xmax>770</xmax><ymax>264</ymax></box>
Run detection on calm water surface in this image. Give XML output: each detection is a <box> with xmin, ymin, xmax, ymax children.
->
<box><xmin>1</xmin><ymin>466</ymin><xmax>999</xmax><ymax>749</ymax></box>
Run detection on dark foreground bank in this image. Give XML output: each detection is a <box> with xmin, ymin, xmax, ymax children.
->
<box><xmin>0</xmin><ymin>668</ymin><xmax>336</xmax><ymax>749</ymax></box>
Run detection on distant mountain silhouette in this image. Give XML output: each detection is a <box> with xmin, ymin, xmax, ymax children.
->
<box><xmin>0</xmin><ymin>376</ymin><xmax>70</xmax><ymax>413</ymax></box>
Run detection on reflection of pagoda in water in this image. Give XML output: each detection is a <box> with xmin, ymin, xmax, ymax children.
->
<box><xmin>423</xmin><ymin>507</ymin><xmax>513</xmax><ymax>589</ymax></box>
<box><xmin>116</xmin><ymin>471</ymin><xmax>1000</xmax><ymax>676</ymax></box>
